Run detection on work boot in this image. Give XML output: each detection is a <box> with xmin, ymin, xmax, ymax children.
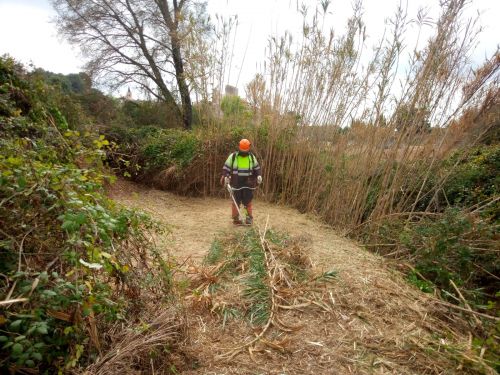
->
<box><xmin>233</xmin><ymin>216</ymin><xmax>243</xmax><ymax>225</ymax></box>
<box><xmin>245</xmin><ymin>216</ymin><xmax>253</xmax><ymax>225</ymax></box>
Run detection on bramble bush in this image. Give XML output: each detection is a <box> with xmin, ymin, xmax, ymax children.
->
<box><xmin>443</xmin><ymin>145</ymin><xmax>500</xmax><ymax>217</ymax></box>
<box><xmin>365</xmin><ymin>142</ymin><xmax>499</xmax><ymax>296</ymax></box>
<box><xmin>105</xmin><ymin>125</ymin><xmax>201</xmax><ymax>178</ymax></box>
<box><xmin>0</xmin><ymin>57</ymin><xmax>173</xmax><ymax>372</ymax></box>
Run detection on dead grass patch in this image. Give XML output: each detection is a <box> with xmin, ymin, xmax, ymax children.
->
<box><xmin>178</xmin><ymin>226</ymin><xmax>479</xmax><ymax>374</ymax></box>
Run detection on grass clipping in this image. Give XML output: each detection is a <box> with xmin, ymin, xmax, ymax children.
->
<box><xmin>83</xmin><ymin>308</ymin><xmax>186</xmax><ymax>375</ymax></box>
<box><xmin>183</xmin><ymin>224</ymin><xmax>491</xmax><ymax>374</ymax></box>
<box><xmin>186</xmin><ymin>222</ymin><xmax>338</xmax><ymax>362</ymax></box>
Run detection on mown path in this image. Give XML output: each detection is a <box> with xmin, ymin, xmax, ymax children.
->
<box><xmin>109</xmin><ymin>179</ymin><xmax>360</xmax><ymax>270</ymax></box>
<box><xmin>109</xmin><ymin>179</ymin><xmax>469</xmax><ymax>375</ymax></box>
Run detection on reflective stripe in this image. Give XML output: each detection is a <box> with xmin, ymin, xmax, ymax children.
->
<box><xmin>232</xmin><ymin>168</ymin><xmax>253</xmax><ymax>172</ymax></box>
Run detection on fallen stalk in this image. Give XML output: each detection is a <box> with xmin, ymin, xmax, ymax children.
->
<box><xmin>216</xmin><ymin>216</ymin><xmax>278</xmax><ymax>361</ymax></box>
<box><xmin>435</xmin><ymin>300</ymin><xmax>500</xmax><ymax>322</ymax></box>
<box><xmin>0</xmin><ymin>298</ymin><xmax>29</xmax><ymax>306</ymax></box>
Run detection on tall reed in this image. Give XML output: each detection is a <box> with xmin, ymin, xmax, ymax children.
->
<box><xmin>173</xmin><ymin>0</ymin><xmax>498</xmax><ymax>230</ymax></box>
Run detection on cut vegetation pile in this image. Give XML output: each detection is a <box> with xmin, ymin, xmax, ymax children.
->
<box><xmin>177</xmin><ymin>226</ymin><xmax>481</xmax><ymax>374</ymax></box>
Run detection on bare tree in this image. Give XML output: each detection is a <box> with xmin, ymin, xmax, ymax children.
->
<box><xmin>52</xmin><ymin>0</ymin><xmax>207</xmax><ymax>130</ymax></box>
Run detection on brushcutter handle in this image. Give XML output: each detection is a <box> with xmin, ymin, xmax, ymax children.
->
<box><xmin>221</xmin><ymin>175</ymin><xmax>230</xmax><ymax>187</ymax></box>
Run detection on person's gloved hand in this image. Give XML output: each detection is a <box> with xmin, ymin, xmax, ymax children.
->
<box><xmin>224</xmin><ymin>176</ymin><xmax>230</xmax><ymax>187</ymax></box>
<box><xmin>257</xmin><ymin>175</ymin><xmax>263</xmax><ymax>185</ymax></box>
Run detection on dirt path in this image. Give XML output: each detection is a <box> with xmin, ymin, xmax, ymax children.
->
<box><xmin>109</xmin><ymin>179</ymin><xmax>365</xmax><ymax>270</ymax></box>
<box><xmin>108</xmin><ymin>179</ymin><xmax>469</xmax><ymax>375</ymax></box>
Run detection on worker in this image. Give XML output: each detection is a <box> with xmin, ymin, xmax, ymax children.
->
<box><xmin>220</xmin><ymin>139</ymin><xmax>263</xmax><ymax>225</ymax></box>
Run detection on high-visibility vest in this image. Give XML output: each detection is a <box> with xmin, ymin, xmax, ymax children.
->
<box><xmin>225</xmin><ymin>152</ymin><xmax>259</xmax><ymax>177</ymax></box>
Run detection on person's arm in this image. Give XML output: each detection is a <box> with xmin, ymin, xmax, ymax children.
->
<box><xmin>220</xmin><ymin>153</ymin><xmax>233</xmax><ymax>185</ymax></box>
<box><xmin>252</xmin><ymin>156</ymin><xmax>262</xmax><ymax>184</ymax></box>
<box><xmin>222</xmin><ymin>153</ymin><xmax>233</xmax><ymax>177</ymax></box>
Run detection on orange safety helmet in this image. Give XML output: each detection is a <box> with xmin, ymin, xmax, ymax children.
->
<box><xmin>239</xmin><ymin>138</ymin><xmax>251</xmax><ymax>152</ymax></box>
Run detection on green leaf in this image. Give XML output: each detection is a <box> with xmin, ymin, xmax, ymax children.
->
<box><xmin>32</xmin><ymin>352</ymin><xmax>43</xmax><ymax>361</ymax></box>
<box><xmin>17</xmin><ymin>176</ymin><xmax>27</xmax><ymax>189</ymax></box>
<box><xmin>61</xmin><ymin>220</ymin><xmax>75</xmax><ymax>231</ymax></box>
<box><xmin>42</xmin><ymin>290</ymin><xmax>57</xmax><ymax>297</ymax></box>
<box><xmin>0</xmin><ymin>335</ymin><xmax>8</xmax><ymax>343</ymax></box>
<box><xmin>25</xmin><ymin>359</ymin><xmax>35</xmax><ymax>367</ymax></box>
<box><xmin>6</xmin><ymin>156</ymin><xmax>22</xmax><ymax>167</ymax></box>
<box><xmin>36</xmin><ymin>325</ymin><xmax>48</xmax><ymax>335</ymax></box>
<box><xmin>74</xmin><ymin>212</ymin><xmax>87</xmax><ymax>225</ymax></box>
<box><xmin>12</xmin><ymin>343</ymin><xmax>23</xmax><ymax>355</ymax></box>
<box><xmin>9</xmin><ymin>319</ymin><xmax>23</xmax><ymax>331</ymax></box>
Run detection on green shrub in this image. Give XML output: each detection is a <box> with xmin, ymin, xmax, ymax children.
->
<box><xmin>443</xmin><ymin>145</ymin><xmax>500</xmax><ymax>217</ymax></box>
<box><xmin>374</xmin><ymin>208</ymin><xmax>498</xmax><ymax>298</ymax></box>
<box><xmin>220</xmin><ymin>95</ymin><xmax>251</xmax><ymax>119</ymax></box>
<box><xmin>0</xmin><ymin>57</ymin><xmax>171</xmax><ymax>372</ymax></box>
<box><xmin>105</xmin><ymin>125</ymin><xmax>201</xmax><ymax>178</ymax></box>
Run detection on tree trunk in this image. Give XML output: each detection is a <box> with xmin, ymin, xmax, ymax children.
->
<box><xmin>155</xmin><ymin>0</ymin><xmax>192</xmax><ymax>130</ymax></box>
<box><xmin>171</xmin><ymin>42</ymin><xmax>192</xmax><ymax>130</ymax></box>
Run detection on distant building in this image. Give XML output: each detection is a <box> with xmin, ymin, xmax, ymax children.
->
<box><xmin>125</xmin><ymin>87</ymin><xmax>133</xmax><ymax>100</ymax></box>
<box><xmin>225</xmin><ymin>85</ymin><xmax>238</xmax><ymax>96</ymax></box>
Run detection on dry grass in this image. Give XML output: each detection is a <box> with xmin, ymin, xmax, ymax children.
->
<box><xmin>83</xmin><ymin>308</ymin><xmax>186</xmax><ymax>375</ymax></box>
<box><xmin>180</xmin><ymin>227</ymin><xmax>478</xmax><ymax>375</ymax></box>
<box><xmin>173</xmin><ymin>226</ymin><xmax>478</xmax><ymax>374</ymax></box>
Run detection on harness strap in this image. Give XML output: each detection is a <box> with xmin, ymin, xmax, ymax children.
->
<box><xmin>230</xmin><ymin>151</ymin><xmax>237</xmax><ymax>176</ymax></box>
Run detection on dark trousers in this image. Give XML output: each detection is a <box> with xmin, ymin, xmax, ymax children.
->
<box><xmin>234</xmin><ymin>188</ymin><xmax>253</xmax><ymax>206</ymax></box>
<box><xmin>232</xmin><ymin>188</ymin><xmax>253</xmax><ymax>218</ymax></box>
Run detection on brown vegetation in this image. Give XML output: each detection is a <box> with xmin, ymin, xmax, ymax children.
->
<box><xmin>106</xmin><ymin>180</ymin><xmax>488</xmax><ymax>374</ymax></box>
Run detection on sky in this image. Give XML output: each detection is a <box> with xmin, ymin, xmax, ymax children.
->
<box><xmin>0</xmin><ymin>0</ymin><xmax>498</xmax><ymax>98</ymax></box>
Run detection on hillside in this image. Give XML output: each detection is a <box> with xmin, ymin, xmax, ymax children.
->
<box><xmin>108</xmin><ymin>179</ymin><xmax>476</xmax><ymax>374</ymax></box>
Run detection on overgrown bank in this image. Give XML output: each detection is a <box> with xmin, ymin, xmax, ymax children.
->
<box><xmin>0</xmin><ymin>57</ymin><xmax>182</xmax><ymax>373</ymax></box>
